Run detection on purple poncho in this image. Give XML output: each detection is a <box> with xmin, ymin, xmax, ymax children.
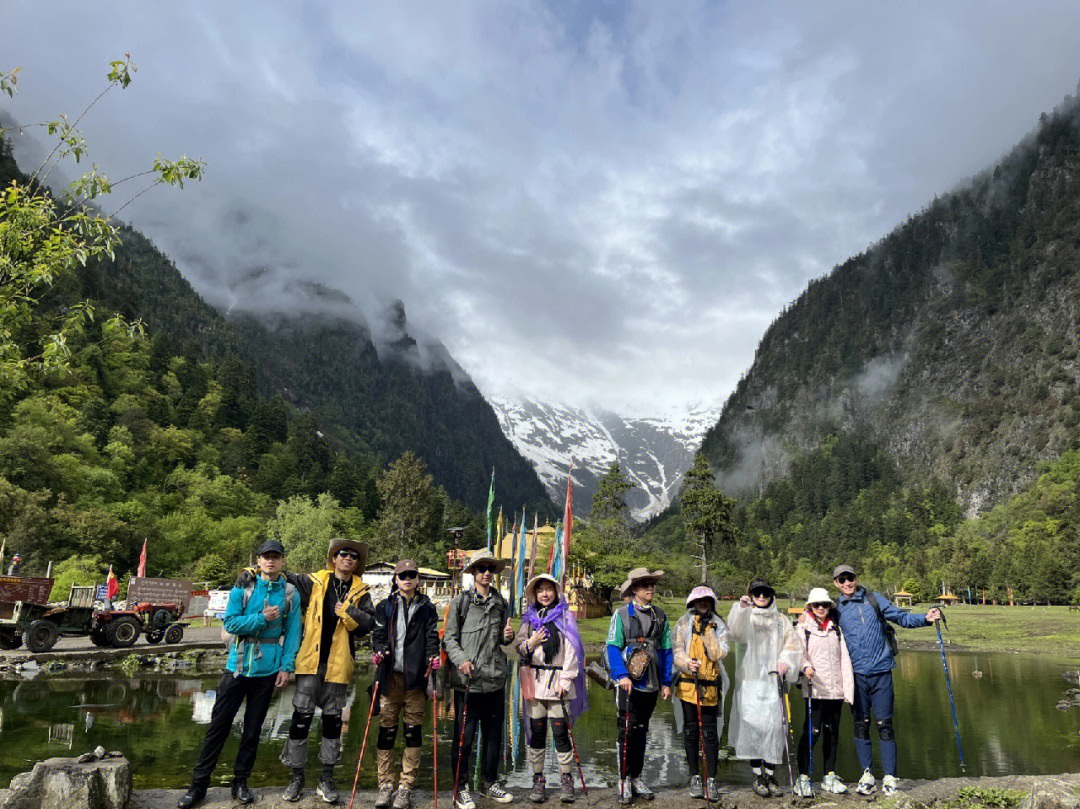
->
<box><xmin>520</xmin><ymin>599</ymin><xmax>589</xmax><ymax>728</ymax></box>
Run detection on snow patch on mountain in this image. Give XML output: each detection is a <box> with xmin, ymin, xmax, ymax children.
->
<box><xmin>490</xmin><ymin>396</ymin><xmax>721</xmax><ymax>521</ymax></box>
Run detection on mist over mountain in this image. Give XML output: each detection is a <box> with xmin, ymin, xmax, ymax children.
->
<box><xmin>491</xmin><ymin>396</ymin><xmax>719</xmax><ymax>520</ymax></box>
<box><xmin>699</xmin><ymin>87</ymin><xmax>1080</xmax><ymax>518</ymax></box>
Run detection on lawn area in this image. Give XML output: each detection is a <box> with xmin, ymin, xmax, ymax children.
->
<box><xmin>573</xmin><ymin>599</ymin><xmax>1080</xmax><ymax>658</ymax></box>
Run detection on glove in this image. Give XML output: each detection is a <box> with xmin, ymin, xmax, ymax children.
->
<box><xmin>429</xmin><ymin>656</ymin><xmax>441</xmax><ymax>671</ymax></box>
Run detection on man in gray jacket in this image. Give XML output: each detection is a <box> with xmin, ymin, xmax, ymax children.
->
<box><xmin>444</xmin><ymin>550</ymin><xmax>515</xmax><ymax>809</ymax></box>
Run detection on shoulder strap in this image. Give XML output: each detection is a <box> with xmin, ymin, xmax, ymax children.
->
<box><xmin>866</xmin><ymin>591</ymin><xmax>888</xmax><ymax>630</ymax></box>
<box><xmin>455</xmin><ymin>593</ymin><xmax>471</xmax><ymax>640</ymax></box>
<box><xmin>283</xmin><ymin>582</ymin><xmax>296</xmax><ymax>619</ymax></box>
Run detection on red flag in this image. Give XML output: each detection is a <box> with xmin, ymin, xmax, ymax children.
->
<box><xmin>526</xmin><ymin>513</ymin><xmax>539</xmax><ymax>581</ymax></box>
<box><xmin>137</xmin><ymin>539</ymin><xmax>147</xmax><ymax>578</ymax></box>
<box><xmin>107</xmin><ymin>565</ymin><xmax>119</xmax><ymax>600</ymax></box>
<box><xmin>561</xmin><ymin>466</ymin><xmax>573</xmax><ymax>588</ymax></box>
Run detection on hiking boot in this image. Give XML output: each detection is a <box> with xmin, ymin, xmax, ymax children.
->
<box><xmin>317</xmin><ymin>774</ymin><xmax>340</xmax><ymax>804</ymax></box>
<box><xmin>376</xmin><ymin>783</ymin><xmax>396</xmax><ymax>809</ymax></box>
<box><xmin>882</xmin><ymin>775</ymin><xmax>899</xmax><ymax>797</ymax></box>
<box><xmin>559</xmin><ymin>773</ymin><xmax>575</xmax><ymax>804</ymax></box>
<box><xmin>765</xmin><ymin>773</ymin><xmax>782</xmax><ymax>797</ymax></box>
<box><xmin>823</xmin><ymin>773</ymin><xmax>848</xmax><ymax>794</ymax></box>
<box><xmin>752</xmin><ymin>773</ymin><xmax>770</xmax><ymax>797</ymax></box>
<box><xmin>177</xmin><ymin>785</ymin><xmax>206</xmax><ymax>809</ymax></box>
<box><xmin>486</xmin><ymin>782</ymin><xmax>514</xmax><ymax>804</ymax></box>
<box><xmin>284</xmin><ymin>772</ymin><xmax>305</xmax><ymax>802</ymax></box>
<box><xmin>794</xmin><ymin>774</ymin><xmax>812</xmax><ymax>799</ymax></box>
<box><xmin>530</xmin><ymin>773</ymin><xmax>547</xmax><ymax>803</ymax></box>
<box><xmin>619</xmin><ymin>778</ymin><xmax>634</xmax><ymax>805</ymax></box>
<box><xmin>689</xmin><ymin>775</ymin><xmax>704</xmax><ymax>799</ymax></box>
<box><xmin>631</xmin><ymin>778</ymin><xmax>654</xmax><ymax>801</ymax></box>
<box><xmin>455</xmin><ymin>786</ymin><xmax>476</xmax><ymax>809</ymax></box>
<box><xmin>856</xmin><ymin>769</ymin><xmax>876</xmax><ymax>796</ymax></box>
<box><xmin>393</xmin><ymin>787</ymin><xmax>412</xmax><ymax>809</ymax></box>
<box><xmin>706</xmin><ymin>779</ymin><xmax>721</xmax><ymax>800</ymax></box>
<box><xmin>232</xmin><ymin>778</ymin><xmax>255</xmax><ymax>805</ymax></box>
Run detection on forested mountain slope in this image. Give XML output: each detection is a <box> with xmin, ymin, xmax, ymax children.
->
<box><xmin>701</xmin><ymin>91</ymin><xmax>1080</xmax><ymax>518</ymax></box>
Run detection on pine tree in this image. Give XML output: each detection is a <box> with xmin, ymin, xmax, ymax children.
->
<box><xmin>680</xmin><ymin>452</ymin><xmax>736</xmax><ymax>584</ymax></box>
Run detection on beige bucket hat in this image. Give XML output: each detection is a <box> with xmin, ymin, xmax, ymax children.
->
<box><xmin>620</xmin><ymin>567</ymin><xmax>664</xmax><ymax>598</ymax></box>
<box><xmin>326</xmin><ymin>538</ymin><xmax>369</xmax><ymax>572</ymax></box>
<box><xmin>524</xmin><ymin>573</ymin><xmax>563</xmax><ymax>603</ymax></box>
<box><xmin>463</xmin><ymin>549</ymin><xmax>509</xmax><ymax>575</ymax></box>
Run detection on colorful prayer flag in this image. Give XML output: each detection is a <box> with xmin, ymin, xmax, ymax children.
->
<box><xmin>562</xmin><ymin>466</ymin><xmax>573</xmax><ymax>588</ymax></box>
<box><xmin>106</xmin><ymin>565</ymin><xmax>119</xmax><ymax>600</ymax></box>
<box><xmin>137</xmin><ymin>539</ymin><xmax>147</xmax><ymax>578</ymax></box>
<box><xmin>485</xmin><ymin>469</ymin><xmax>496</xmax><ymax>551</ymax></box>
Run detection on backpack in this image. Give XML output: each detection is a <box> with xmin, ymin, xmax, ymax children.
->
<box><xmin>221</xmin><ymin>576</ymin><xmax>297</xmax><ymax>654</ymax></box>
<box><xmin>865</xmin><ymin>591</ymin><xmax>899</xmax><ymax>657</ymax></box>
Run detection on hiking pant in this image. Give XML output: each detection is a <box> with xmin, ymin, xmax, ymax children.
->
<box><xmin>281</xmin><ymin>669</ymin><xmax>349</xmax><ymax>772</ymax></box>
<box><xmin>853</xmin><ymin>671</ymin><xmax>896</xmax><ymax>775</ymax></box>
<box><xmin>617</xmin><ymin>688</ymin><xmax>659</xmax><ymax>779</ymax></box>
<box><xmin>376</xmin><ymin>673</ymin><xmax>428</xmax><ymax>789</ymax></box>
<box><xmin>190</xmin><ymin>671</ymin><xmax>277</xmax><ymax>788</ymax></box>
<box><xmin>797</xmin><ymin>697</ymin><xmax>843</xmax><ymax>776</ymax></box>
<box><xmin>526</xmin><ymin>698</ymin><xmax>573</xmax><ymax>775</ymax></box>
<box><xmin>679</xmin><ymin>698</ymin><xmax>719</xmax><ymax>779</ymax></box>
<box><xmin>450</xmin><ymin>688</ymin><xmax>505</xmax><ymax>788</ymax></box>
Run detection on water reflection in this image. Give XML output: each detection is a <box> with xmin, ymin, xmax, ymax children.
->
<box><xmin>0</xmin><ymin>651</ymin><xmax>1079</xmax><ymax>790</ymax></box>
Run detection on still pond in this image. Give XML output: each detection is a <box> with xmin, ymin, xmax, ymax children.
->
<box><xmin>1</xmin><ymin>651</ymin><xmax>1078</xmax><ymax>790</ymax></box>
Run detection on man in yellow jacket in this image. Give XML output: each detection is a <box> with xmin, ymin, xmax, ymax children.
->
<box><xmin>279</xmin><ymin>538</ymin><xmax>375</xmax><ymax>804</ymax></box>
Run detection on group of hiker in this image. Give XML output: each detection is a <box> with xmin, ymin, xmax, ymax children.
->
<box><xmin>176</xmin><ymin>540</ymin><xmax>942</xmax><ymax>809</ymax></box>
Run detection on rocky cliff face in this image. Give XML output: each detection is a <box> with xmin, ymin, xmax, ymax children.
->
<box><xmin>700</xmin><ymin>94</ymin><xmax>1080</xmax><ymax>517</ymax></box>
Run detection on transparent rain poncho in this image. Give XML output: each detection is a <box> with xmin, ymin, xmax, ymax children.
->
<box><xmin>726</xmin><ymin>601</ymin><xmax>802</xmax><ymax>763</ymax></box>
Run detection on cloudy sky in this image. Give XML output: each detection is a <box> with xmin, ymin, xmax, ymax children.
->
<box><xmin>5</xmin><ymin>2</ymin><xmax>1080</xmax><ymax>414</ymax></box>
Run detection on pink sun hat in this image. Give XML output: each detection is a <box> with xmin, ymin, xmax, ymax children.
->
<box><xmin>685</xmin><ymin>585</ymin><xmax>719</xmax><ymax>611</ymax></box>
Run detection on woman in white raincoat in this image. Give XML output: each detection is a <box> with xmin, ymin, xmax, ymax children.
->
<box><xmin>727</xmin><ymin>578</ymin><xmax>802</xmax><ymax>798</ymax></box>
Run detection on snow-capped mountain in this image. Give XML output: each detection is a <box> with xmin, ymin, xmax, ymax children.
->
<box><xmin>489</xmin><ymin>397</ymin><xmax>721</xmax><ymax>521</ymax></box>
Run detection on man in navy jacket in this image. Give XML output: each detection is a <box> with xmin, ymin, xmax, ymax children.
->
<box><xmin>832</xmin><ymin>564</ymin><xmax>941</xmax><ymax>797</ymax></box>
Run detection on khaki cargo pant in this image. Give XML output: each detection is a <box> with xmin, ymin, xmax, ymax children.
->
<box><xmin>376</xmin><ymin>673</ymin><xmax>428</xmax><ymax>789</ymax></box>
<box><xmin>527</xmin><ymin>699</ymin><xmax>574</xmax><ymax>774</ymax></box>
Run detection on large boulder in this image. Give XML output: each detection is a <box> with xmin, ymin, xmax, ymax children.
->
<box><xmin>1019</xmin><ymin>779</ymin><xmax>1080</xmax><ymax>809</ymax></box>
<box><xmin>1</xmin><ymin>754</ymin><xmax>131</xmax><ymax>809</ymax></box>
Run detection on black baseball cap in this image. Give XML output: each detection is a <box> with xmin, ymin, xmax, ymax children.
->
<box><xmin>257</xmin><ymin>539</ymin><xmax>286</xmax><ymax>557</ymax></box>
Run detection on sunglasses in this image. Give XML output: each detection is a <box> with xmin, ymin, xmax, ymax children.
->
<box><xmin>810</xmin><ymin>602</ymin><xmax>831</xmax><ymax>610</ymax></box>
<box><xmin>337</xmin><ymin>551</ymin><xmax>360</xmax><ymax>560</ymax></box>
<box><xmin>397</xmin><ymin>571</ymin><xmax>418</xmax><ymax>580</ymax></box>
<box><xmin>835</xmin><ymin>574</ymin><xmax>855</xmax><ymax>584</ymax></box>
<box><xmin>750</xmin><ymin>589</ymin><xmax>773</xmax><ymax>599</ymax></box>
<box><xmin>473</xmin><ymin>564</ymin><xmax>497</xmax><ymax>574</ymax></box>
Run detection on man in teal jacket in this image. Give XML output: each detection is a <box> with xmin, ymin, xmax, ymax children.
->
<box><xmin>178</xmin><ymin>540</ymin><xmax>302</xmax><ymax>808</ymax></box>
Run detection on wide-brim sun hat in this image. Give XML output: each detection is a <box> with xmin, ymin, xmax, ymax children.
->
<box><xmin>620</xmin><ymin>567</ymin><xmax>664</xmax><ymax>598</ymax></box>
<box><xmin>524</xmin><ymin>573</ymin><xmax>563</xmax><ymax>603</ymax></box>
<box><xmin>463</xmin><ymin>549</ymin><xmax>509</xmax><ymax>575</ymax></box>
<box><xmin>685</xmin><ymin>585</ymin><xmax>719</xmax><ymax>611</ymax></box>
<box><xmin>806</xmin><ymin>587</ymin><xmax>834</xmax><ymax>606</ymax></box>
<box><xmin>327</xmin><ymin>538</ymin><xmax>369</xmax><ymax>572</ymax></box>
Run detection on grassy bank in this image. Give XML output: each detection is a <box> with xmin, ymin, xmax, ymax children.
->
<box><xmin>573</xmin><ymin>600</ymin><xmax>1080</xmax><ymax>659</ymax></box>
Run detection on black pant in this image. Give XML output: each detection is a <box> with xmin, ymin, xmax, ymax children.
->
<box><xmin>797</xmin><ymin>697</ymin><xmax>843</xmax><ymax>776</ymax></box>
<box><xmin>680</xmin><ymin>699</ymin><xmax>719</xmax><ymax>779</ymax></box>
<box><xmin>190</xmin><ymin>671</ymin><xmax>277</xmax><ymax>788</ymax></box>
<box><xmin>617</xmin><ymin>688</ymin><xmax>659</xmax><ymax>779</ymax></box>
<box><xmin>450</xmin><ymin>689</ymin><xmax>505</xmax><ymax>788</ymax></box>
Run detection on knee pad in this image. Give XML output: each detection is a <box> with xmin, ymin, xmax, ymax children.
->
<box><xmin>377</xmin><ymin>725</ymin><xmax>399</xmax><ymax>750</ymax></box>
<box><xmin>876</xmin><ymin>717</ymin><xmax>894</xmax><ymax>741</ymax></box>
<box><xmin>854</xmin><ymin>719</ymin><xmax>871</xmax><ymax>740</ymax></box>
<box><xmin>404</xmin><ymin>724</ymin><xmax>422</xmax><ymax>748</ymax></box>
<box><xmin>551</xmin><ymin>718</ymin><xmax>571</xmax><ymax>753</ymax></box>
<box><xmin>322</xmin><ymin>713</ymin><xmax>343</xmax><ymax>740</ymax></box>
<box><xmin>529</xmin><ymin>717</ymin><xmax>548</xmax><ymax>749</ymax></box>
<box><xmin>289</xmin><ymin>711</ymin><xmax>314</xmax><ymax>740</ymax></box>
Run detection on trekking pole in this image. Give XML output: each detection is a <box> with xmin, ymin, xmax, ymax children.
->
<box><xmin>433</xmin><ymin>677</ymin><xmax>439</xmax><ymax>809</ymax></box>
<box><xmin>619</xmin><ymin>686</ymin><xmax>631</xmax><ymax>799</ymax></box>
<box><xmin>347</xmin><ymin>680</ymin><xmax>380</xmax><ymax>809</ymax></box>
<box><xmin>452</xmin><ymin>674</ymin><xmax>472</xmax><ymax>806</ymax></box>
<box><xmin>807</xmin><ymin>678</ymin><xmax>814</xmax><ymax>797</ymax></box>
<box><xmin>935</xmin><ymin>617</ymin><xmax>966</xmax><ymax>771</ymax></box>
<box><xmin>559</xmin><ymin>695</ymin><xmax>588</xmax><ymax>798</ymax></box>
<box><xmin>775</xmin><ymin>673</ymin><xmax>795</xmax><ymax>795</ymax></box>
<box><xmin>693</xmin><ymin>673</ymin><xmax>710</xmax><ymax>802</ymax></box>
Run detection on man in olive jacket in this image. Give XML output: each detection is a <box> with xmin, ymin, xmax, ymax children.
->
<box><xmin>443</xmin><ymin>550</ymin><xmax>515</xmax><ymax>809</ymax></box>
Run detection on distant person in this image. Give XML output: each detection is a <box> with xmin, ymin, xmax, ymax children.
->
<box><xmin>443</xmin><ymin>550</ymin><xmax>516</xmax><ymax>809</ymax></box>
<box><xmin>673</xmin><ymin>585</ymin><xmax>729</xmax><ymax>800</ymax></box>
<box><xmin>7</xmin><ymin>554</ymin><xmax>20</xmax><ymax>576</ymax></box>
<box><xmin>831</xmin><ymin>564</ymin><xmax>941</xmax><ymax>797</ymax></box>
<box><xmin>371</xmin><ymin>559</ymin><xmax>441</xmax><ymax>809</ymax></box>
<box><xmin>278</xmin><ymin>538</ymin><xmax>375</xmax><ymax>804</ymax></box>
<box><xmin>793</xmin><ymin>588</ymin><xmax>854</xmax><ymax>798</ymax></box>
<box><xmin>605</xmin><ymin>567</ymin><xmax>673</xmax><ymax>805</ymax></box>
<box><xmin>177</xmin><ymin>540</ymin><xmax>301</xmax><ymax>809</ymax></box>
<box><xmin>514</xmin><ymin>573</ymin><xmax>588</xmax><ymax>804</ymax></box>
<box><xmin>727</xmin><ymin>578</ymin><xmax>801</xmax><ymax>798</ymax></box>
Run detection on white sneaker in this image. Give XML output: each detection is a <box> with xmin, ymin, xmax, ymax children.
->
<box><xmin>794</xmin><ymin>774</ymin><xmax>813</xmax><ymax>799</ymax></box>
<box><xmin>823</xmin><ymin>773</ymin><xmax>848</xmax><ymax>794</ymax></box>
<box><xmin>882</xmin><ymin>775</ymin><xmax>899</xmax><ymax>797</ymax></box>
<box><xmin>856</xmin><ymin>769</ymin><xmax>876</xmax><ymax>796</ymax></box>
<box><xmin>619</xmin><ymin>779</ymin><xmax>633</xmax><ymax>805</ymax></box>
<box><xmin>455</xmin><ymin>786</ymin><xmax>477</xmax><ymax>809</ymax></box>
<box><xmin>485</xmin><ymin>783</ymin><xmax>514</xmax><ymax>804</ymax></box>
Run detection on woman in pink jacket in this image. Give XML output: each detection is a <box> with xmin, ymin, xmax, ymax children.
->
<box><xmin>794</xmin><ymin>588</ymin><xmax>854</xmax><ymax>798</ymax></box>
